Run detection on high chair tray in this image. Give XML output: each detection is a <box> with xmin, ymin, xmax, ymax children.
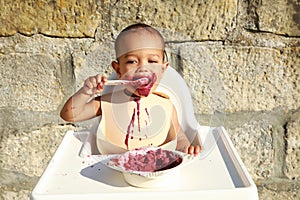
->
<box><xmin>31</xmin><ymin>126</ymin><xmax>258</xmax><ymax>200</ymax></box>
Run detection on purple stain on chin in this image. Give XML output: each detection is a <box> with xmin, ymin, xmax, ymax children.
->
<box><xmin>136</xmin><ymin>74</ymin><xmax>157</xmax><ymax>96</ymax></box>
<box><xmin>137</xmin><ymin>88</ymin><xmax>151</xmax><ymax>96</ymax></box>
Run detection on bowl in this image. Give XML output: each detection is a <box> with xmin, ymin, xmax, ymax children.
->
<box><xmin>105</xmin><ymin>147</ymin><xmax>193</xmax><ymax>188</ymax></box>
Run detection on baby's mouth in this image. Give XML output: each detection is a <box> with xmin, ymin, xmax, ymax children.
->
<box><xmin>132</xmin><ymin>74</ymin><xmax>157</xmax><ymax>96</ymax></box>
<box><xmin>132</xmin><ymin>76</ymin><xmax>152</xmax><ymax>88</ymax></box>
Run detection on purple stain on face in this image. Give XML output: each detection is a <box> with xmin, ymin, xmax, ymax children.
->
<box><xmin>135</xmin><ymin>73</ymin><xmax>157</xmax><ymax>97</ymax></box>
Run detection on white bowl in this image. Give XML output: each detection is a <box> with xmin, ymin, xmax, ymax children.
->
<box><xmin>105</xmin><ymin>147</ymin><xmax>193</xmax><ymax>188</ymax></box>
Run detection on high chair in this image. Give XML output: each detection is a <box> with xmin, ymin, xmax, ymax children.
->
<box><xmin>31</xmin><ymin>66</ymin><xmax>258</xmax><ymax>200</ymax></box>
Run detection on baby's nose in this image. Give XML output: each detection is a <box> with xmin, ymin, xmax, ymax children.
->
<box><xmin>136</xmin><ymin>65</ymin><xmax>150</xmax><ymax>73</ymax></box>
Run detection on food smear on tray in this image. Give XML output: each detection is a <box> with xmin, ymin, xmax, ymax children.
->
<box><xmin>108</xmin><ymin>148</ymin><xmax>182</xmax><ymax>172</ymax></box>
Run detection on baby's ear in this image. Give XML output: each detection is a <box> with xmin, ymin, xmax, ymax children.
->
<box><xmin>162</xmin><ymin>62</ymin><xmax>169</xmax><ymax>72</ymax></box>
<box><xmin>111</xmin><ymin>61</ymin><xmax>121</xmax><ymax>78</ymax></box>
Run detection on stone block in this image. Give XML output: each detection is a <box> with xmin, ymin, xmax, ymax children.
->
<box><xmin>258</xmin><ymin>186</ymin><xmax>300</xmax><ymax>200</ymax></box>
<box><xmin>167</xmin><ymin>43</ymin><xmax>300</xmax><ymax>113</ymax></box>
<box><xmin>257</xmin><ymin>178</ymin><xmax>300</xmax><ymax>200</ymax></box>
<box><xmin>0</xmin><ymin>33</ymin><xmax>94</xmax><ymax>55</ymax></box>
<box><xmin>285</xmin><ymin>111</ymin><xmax>300</xmax><ymax>180</ymax></box>
<box><xmin>170</xmin><ymin>44</ymin><xmax>226</xmax><ymax>115</ymax></box>
<box><xmin>0</xmin><ymin>189</ymin><xmax>31</xmax><ymax>200</ymax></box>
<box><xmin>107</xmin><ymin>0</ymin><xmax>238</xmax><ymax>41</ymax></box>
<box><xmin>0</xmin><ymin>0</ymin><xmax>103</xmax><ymax>37</ymax></box>
<box><xmin>225</xmin><ymin>27</ymin><xmax>300</xmax><ymax>48</ymax></box>
<box><xmin>0</xmin><ymin>169</ymin><xmax>36</xmax><ymax>200</ymax></box>
<box><xmin>210</xmin><ymin>46</ymin><xmax>300</xmax><ymax>113</ymax></box>
<box><xmin>225</xmin><ymin>116</ymin><xmax>275</xmax><ymax>180</ymax></box>
<box><xmin>0</xmin><ymin>125</ymin><xmax>75</xmax><ymax>177</ymax></box>
<box><xmin>0</xmin><ymin>53</ymin><xmax>63</xmax><ymax>111</ymax></box>
<box><xmin>72</xmin><ymin>42</ymin><xmax>115</xmax><ymax>90</ymax></box>
<box><xmin>256</xmin><ymin>0</ymin><xmax>300</xmax><ymax>36</ymax></box>
<box><xmin>0</xmin><ymin>34</ymin><xmax>98</xmax><ymax>130</ymax></box>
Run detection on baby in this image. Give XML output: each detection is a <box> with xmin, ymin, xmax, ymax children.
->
<box><xmin>60</xmin><ymin>23</ymin><xmax>202</xmax><ymax>155</ymax></box>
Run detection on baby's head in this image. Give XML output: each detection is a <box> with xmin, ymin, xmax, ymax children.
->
<box><xmin>112</xmin><ymin>23</ymin><xmax>168</xmax><ymax>97</ymax></box>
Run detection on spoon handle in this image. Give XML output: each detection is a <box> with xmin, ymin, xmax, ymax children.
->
<box><xmin>104</xmin><ymin>80</ymin><xmax>130</xmax><ymax>85</ymax></box>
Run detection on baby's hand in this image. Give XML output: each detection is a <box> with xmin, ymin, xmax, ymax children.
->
<box><xmin>82</xmin><ymin>75</ymin><xmax>107</xmax><ymax>95</ymax></box>
<box><xmin>187</xmin><ymin>145</ymin><xmax>202</xmax><ymax>156</ymax></box>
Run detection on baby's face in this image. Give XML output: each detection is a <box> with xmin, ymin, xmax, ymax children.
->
<box><xmin>112</xmin><ymin>29</ymin><xmax>167</xmax><ymax>96</ymax></box>
<box><xmin>113</xmin><ymin>48</ymin><xmax>168</xmax><ymax>96</ymax></box>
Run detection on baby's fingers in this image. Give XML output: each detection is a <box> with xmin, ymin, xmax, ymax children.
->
<box><xmin>82</xmin><ymin>75</ymin><xmax>104</xmax><ymax>95</ymax></box>
<box><xmin>84</xmin><ymin>76</ymin><xmax>97</xmax><ymax>89</ymax></box>
<box><xmin>96</xmin><ymin>75</ymin><xmax>107</xmax><ymax>90</ymax></box>
<box><xmin>84</xmin><ymin>78</ymin><xmax>93</xmax><ymax>89</ymax></box>
<box><xmin>187</xmin><ymin>145</ymin><xmax>202</xmax><ymax>156</ymax></box>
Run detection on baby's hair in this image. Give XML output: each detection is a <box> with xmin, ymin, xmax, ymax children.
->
<box><xmin>115</xmin><ymin>23</ymin><xmax>166</xmax><ymax>60</ymax></box>
<box><xmin>120</xmin><ymin>23</ymin><xmax>156</xmax><ymax>33</ymax></box>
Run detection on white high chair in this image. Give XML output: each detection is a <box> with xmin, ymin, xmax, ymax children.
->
<box><xmin>31</xmin><ymin>67</ymin><xmax>258</xmax><ymax>200</ymax></box>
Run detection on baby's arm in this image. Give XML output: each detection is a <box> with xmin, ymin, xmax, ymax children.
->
<box><xmin>170</xmin><ymin>106</ymin><xmax>202</xmax><ymax>155</ymax></box>
<box><xmin>60</xmin><ymin>75</ymin><xmax>106</xmax><ymax>122</ymax></box>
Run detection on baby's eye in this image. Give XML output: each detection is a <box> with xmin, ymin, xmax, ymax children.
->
<box><xmin>148</xmin><ymin>60</ymin><xmax>158</xmax><ymax>63</ymax></box>
<box><xmin>127</xmin><ymin>60</ymin><xmax>137</xmax><ymax>64</ymax></box>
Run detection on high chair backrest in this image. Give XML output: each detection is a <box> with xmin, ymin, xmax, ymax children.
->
<box><xmin>156</xmin><ymin>67</ymin><xmax>200</xmax><ymax>142</ymax></box>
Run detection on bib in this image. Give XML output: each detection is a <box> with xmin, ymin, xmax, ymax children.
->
<box><xmin>96</xmin><ymin>90</ymin><xmax>175</xmax><ymax>154</ymax></box>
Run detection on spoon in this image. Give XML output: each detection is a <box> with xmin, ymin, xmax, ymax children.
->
<box><xmin>104</xmin><ymin>78</ymin><xmax>148</xmax><ymax>86</ymax></box>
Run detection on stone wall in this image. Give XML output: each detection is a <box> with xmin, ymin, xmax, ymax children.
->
<box><xmin>0</xmin><ymin>0</ymin><xmax>299</xmax><ymax>199</ymax></box>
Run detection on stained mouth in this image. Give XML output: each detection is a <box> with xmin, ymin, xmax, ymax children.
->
<box><xmin>132</xmin><ymin>76</ymin><xmax>152</xmax><ymax>88</ymax></box>
<box><xmin>132</xmin><ymin>74</ymin><xmax>157</xmax><ymax>96</ymax></box>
